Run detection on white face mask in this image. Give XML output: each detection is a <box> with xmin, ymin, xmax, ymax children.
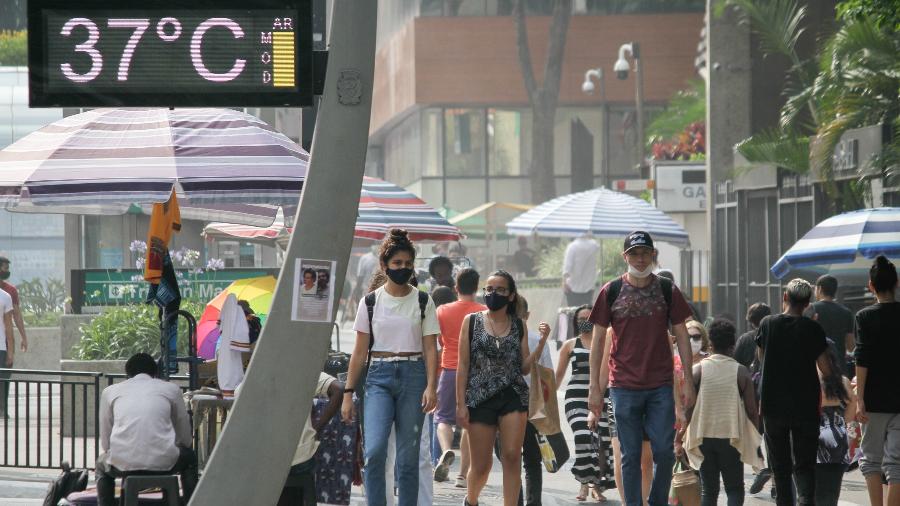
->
<box><xmin>690</xmin><ymin>339</ymin><xmax>703</xmax><ymax>355</ymax></box>
<box><xmin>627</xmin><ymin>263</ymin><xmax>654</xmax><ymax>279</ymax></box>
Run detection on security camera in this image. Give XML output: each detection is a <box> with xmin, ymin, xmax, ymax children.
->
<box><xmin>582</xmin><ymin>80</ymin><xmax>595</xmax><ymax>94</ymax></box>
<box><xmin>614</xmin><ymin>58</ymin><xmax>630</xmax><ymax>80</ymax></box>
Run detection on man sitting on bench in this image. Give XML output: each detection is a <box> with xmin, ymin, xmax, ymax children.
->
<box><xmin>96</xmin><ymin>353</ymin><xmax>197</xmax><ymax>506</ymax></box>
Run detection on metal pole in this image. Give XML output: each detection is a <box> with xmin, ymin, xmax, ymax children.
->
<box><xmin>633</xmin><ymin>42</ymin><xmax>645</xmax><ymax>172</ymax></box>
<box><xmin>189</xmin><ymin>1</ymin><xmax>377</xmax><ymax>504</ymax></box>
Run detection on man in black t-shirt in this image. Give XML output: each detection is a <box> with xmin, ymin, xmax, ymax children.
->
<box><xmin>803</xmin><ymin>275</ymin><xmax>854</xmax><ymax>375</ymax></box>
<box><xmin>756</xmin><ymin>279</ymin><xmax>830</xmax><ymax>506</ymax></box>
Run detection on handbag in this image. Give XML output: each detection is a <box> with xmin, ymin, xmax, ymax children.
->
<box><xmin>528</xmin><ymin>363</ymin><xmax>562</xmax><ymax>435</ymax></box>
<box><xmin>536</xmin><ymin>431</ymin><xmax>570</xmax><ymax>473</ymax></box>
<box><xmin>670</xmin><ymin>456</ymin><xmax>700</xmax><ymax>506</ymax></box>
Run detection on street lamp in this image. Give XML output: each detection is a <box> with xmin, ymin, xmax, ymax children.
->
<box><xmin>614</xmin><ymin>42</ymin><xmax>645</xmax><ymax>172</ymax></box>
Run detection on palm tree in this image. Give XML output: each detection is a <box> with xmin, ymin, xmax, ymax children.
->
<box><xmin>727</xmin><ymin>0</ymin><xmax>900</xmax><ymax>210</ymax></box>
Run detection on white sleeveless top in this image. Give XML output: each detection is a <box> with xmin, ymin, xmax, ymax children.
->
<box><xmin>684</xmin><ymin>354</ymin><xmax>763</xmax><ymax>469</ymax></box>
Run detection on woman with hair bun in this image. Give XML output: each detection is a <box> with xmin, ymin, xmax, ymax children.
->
<box><xmin>340</xmin><ymin>229</ymin><xmax>440</xmax><ymax>506</ymax></box>
<box><xmin>457</xmin><ymin>270</ymin><xmax>551</xmax><ymax>506</ymax></box>
<box><xmin>855</xmin><ymin>255</ymin><xmax>900</xmax><ymax>506</ymax></box>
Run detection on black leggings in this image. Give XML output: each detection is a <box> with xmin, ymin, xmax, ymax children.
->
<box><xmin>698</xmin><ymin>438</ymin><xmax>744</xmax><ymax>506</ymax></box>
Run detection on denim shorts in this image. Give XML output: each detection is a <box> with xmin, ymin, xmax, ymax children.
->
<box><xmin>468</xmin><ymin>386</ymin><xmax>526</xmax><ymax>426</ymax></box>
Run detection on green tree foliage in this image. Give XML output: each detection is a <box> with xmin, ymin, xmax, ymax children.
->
<box><xmin>727</xmin><ymin>0</ymin><xmax>899</xmax><ymax>211</ymax></box>
<box><xmin>836</xmin><ymin>0</ymin><xmax>900</xmax><ymax>31</ymax></box>
<box><xmin>0</xmin><ymin>30</ymin><xmax>27</xmax><ymax>66</ymax></box>
<box><xmin>647</xmin><ymin>79</ymin><xmax>706</xmax><ymax>142</ymax></box>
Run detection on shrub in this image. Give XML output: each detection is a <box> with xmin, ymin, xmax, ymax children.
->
<box><xmin>536</xmin><ymin>238</ymin><xmax>627</xmax><ymax>285</ymax></box>
<box><xmin>18</xmin><ymin>278</ymin><xmax>65</xmax><ymax>326</ymax></box>
<box><xmin>73</xmin><ymin>301</ymin><xmax>205</xmax><ymax>360</ymax></box>
<box><xmin>0</xmin><ymin>30</ymin><xmax>27</xmax><ymax>66</ymax></box>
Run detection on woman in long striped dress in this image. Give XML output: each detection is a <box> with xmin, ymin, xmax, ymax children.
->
<box><xmin>555</xmin><ymin>305</ymin><xmax>616</xmax><ymax>501</ymax></box>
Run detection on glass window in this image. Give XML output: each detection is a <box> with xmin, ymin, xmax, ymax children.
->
<box><xmin>607</xmin><ymin>108</ymin><xmax>640</xmax><ymax>178</ymax></box>
<box><xmin>422</xmin><ymin>108</ymin><xmax>443</xmax><ymax>177</ymax></box>
<box><xmin>444</xmin><ymin>108</ymin><xmax>485</xmax><ymax>176</ymax></box>
<box><xmin>84</xmin><ymin>215</ymin><xmax>125</xmax><ymax>269</ymax></box>
<box><xmin>488</xmin><ymin>108</ymin><xmax>530</xmax><ymax>176</ymax></box>
<box><xmin>554</xmin><ymin>108</ymin><xmax>603</xmax><ymax>177</ymax></box>
<box><xmin>239</xmin><ymin>243</ymin><xmax>256</xmax><ymax>267</ymax></box>
<box><xmin>574</xmin><ymin>0</ymin><xmax>704</xmax><ymax>14</ymax></box>
<box><xmin>384</xmin><ymin>114</ymin><xmax>422</xmax><ymax>186</ymax></box>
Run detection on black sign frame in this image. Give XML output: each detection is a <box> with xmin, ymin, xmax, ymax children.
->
<box><xmin>28</xmin><ymin>0</ymin><xmax>313</xmax><ymax>107</ymax></box>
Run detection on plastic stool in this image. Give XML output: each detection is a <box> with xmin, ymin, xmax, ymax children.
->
<box><xmin>121</xmin><ymin>474</ymin><xmax>180</xmax><ymax>506</ymax></box>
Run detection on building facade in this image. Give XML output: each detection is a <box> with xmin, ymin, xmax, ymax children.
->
<box><xmin>367</xmin><ymin>2</ymin><xmax>706</xmax><ymax>212</ymax></box>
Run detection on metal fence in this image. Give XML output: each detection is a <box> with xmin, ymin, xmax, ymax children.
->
<box><xmin>1</xmin><ymin>369</ymin><xmax>102</xmax><ymax>469</ymax></box>
<box><xmin>0</xmin><ymin>369</ymin><xmax>194</xmax><ymax>470</ymax></box>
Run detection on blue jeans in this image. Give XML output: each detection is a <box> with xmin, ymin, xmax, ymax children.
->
<box><xmin>363</xmin><ymin>359</ymin><xmax>427</xmax><ymax>506</ymax></box>
<box><xmin>610</xmin><ymin>385</ymin><xmax>676</xmax><ymax>506</ymax></box>
<box><xmin>428</xmin><ymin>413</ymin><xmax>441</xmax><ymax>467</ymax></box>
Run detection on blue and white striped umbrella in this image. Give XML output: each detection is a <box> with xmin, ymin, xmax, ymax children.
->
<box><xmin>505</xmin><ymin>187</ymin><xmax>690</xmax><ymax>246</ymax></box>
<box><xmin>771</xmin><ymin>207</ymin><xmax>900</xmax><ymax>279</ymax></box>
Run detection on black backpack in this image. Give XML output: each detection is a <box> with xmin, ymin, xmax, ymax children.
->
<box><xmin>43</xmin><ymin>461</ymin><xmax>89</xmax><ymax>506</ymax></box>
<box><xmin>364</xmin><ymin>289</ymin><xmax>429</xmax><ymax>368</ymax></box>
<box><xmin>606</xmin><ymin>276</ymin><xmax>674</xmax><ymax>322</ymax></box>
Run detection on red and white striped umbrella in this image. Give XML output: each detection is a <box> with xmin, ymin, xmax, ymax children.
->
<box><xmin>203</xmin><ymin>177</ymin><xmax>462</xmax><ymax>243</ymax></box>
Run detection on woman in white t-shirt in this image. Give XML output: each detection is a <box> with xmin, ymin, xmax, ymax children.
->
<box><xmin>341</xmin><ymin>229</ymin><xmax>439</xmax><ymax>506</ymax></box>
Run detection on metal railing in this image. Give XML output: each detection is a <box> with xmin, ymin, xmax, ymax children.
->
<box><xmin>0</xmin><ymin>368</ymin><xmax>102</xmax><ymax>470</ymax></box>
<box><xmin>0</xmin><ymin>369</ymin><xmax>198</xmax><ymax>471</ymax></box>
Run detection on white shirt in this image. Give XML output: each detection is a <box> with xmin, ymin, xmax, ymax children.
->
<box><xmin>0</xmin><ymin>289</ymin><xmax>12</xmax><ymax>351</ymax></box>
<box><xmin>563</xmin><ymin>237</ymin><xmax>600</xmax><ymax>293</ymax></box>
<box><xmin>300</xmin><ymin>284</ymin><xmax>317</xmax><ymax>296</ymax></box>
<box><xmin>293</xmin><ymin>373</ymin><xmax>337</xmax><ymax>465</ymax></box>
<box><xmin>99</xmin><ymin>374</ymin><xmax>191</xmax><ymax>471</ymax></box>
<box><xmin>524</xmin><ymin>329</ymin><xmax>553</xmax><ymax>387</ymax></box>
<box><xmin>353</xmin><ymin>286</ymin><xmax>440</xmax><ymax>353</ymax></box>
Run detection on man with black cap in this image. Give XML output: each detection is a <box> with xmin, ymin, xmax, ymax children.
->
<box><xmin>586</xmin><ymin>231</ymin><xmax>696</xmax><ymax>506</ymax></box>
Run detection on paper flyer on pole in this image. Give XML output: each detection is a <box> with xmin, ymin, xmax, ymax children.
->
<box><xmin>292</xmin><ymin>258</ymin><xmax>337</xmax><ymax>322</ymax></box>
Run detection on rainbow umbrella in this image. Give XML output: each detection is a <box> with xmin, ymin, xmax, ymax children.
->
<box><xmin>197</xmin><ymin>275</ymin><xmax>276</xmax><ymax>359</ymax></box>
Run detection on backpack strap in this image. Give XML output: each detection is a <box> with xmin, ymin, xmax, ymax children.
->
<box><xmin>606</xmin><ymin>277</ymin><xmax>624</xmax><ymax>323</ymax></box>
<box><xmin>658</xmin><ymin>276</ymin><xmax>673</xmax><ymax>322</ymax></box>
<box><xmin>515</xmin><ymin>317</ymin><xmax>524</xmax><ymax>342</ymax></box>
<box><xmin>364</xmin><ymin>292</ymin><xmax>377</xmax><ymax>370</ymax></box>
<box><xmin>417</xmin><ymin>290</ymin><xmax>429</xmax><ymax>322</ymax></box>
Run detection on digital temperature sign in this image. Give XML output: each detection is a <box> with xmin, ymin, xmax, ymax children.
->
<box><xmin>28</xmin><ymin>1</ymin><xmax>313</xmax><ymax>107</ymax></box>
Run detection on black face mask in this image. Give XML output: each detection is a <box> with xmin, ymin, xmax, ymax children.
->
<box><xmin>0</xmin><ymin>272</ymin><xmax>8</xmax><ymax>281</ymax></box>
<box><xmin>385</xmin><ymin>267</ymin><xmax>414</xmax><ymax>286</ymax></box>
<box><xmin>577</xmin><ymin>320</ymin><xmax>594</xmax><ymax>335</ymax></box>
<box><xmin>484</xmin><ymin>293</ymin><xmax>510</xmax><ymax>312</ymax></box>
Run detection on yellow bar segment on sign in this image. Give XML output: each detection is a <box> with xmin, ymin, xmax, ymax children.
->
<box><xmin>272</xmin><ymin>32</ymin><xmax>295</xmax><ymax>87</ymax></box>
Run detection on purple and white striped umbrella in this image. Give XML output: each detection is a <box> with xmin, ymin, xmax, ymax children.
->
<box><xmin>0</xmin><ymin>108</ymin><xmax>307</xmax><ymax>224</ymax></box>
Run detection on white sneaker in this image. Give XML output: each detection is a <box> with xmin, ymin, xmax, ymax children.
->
<box><xmin>454</xmin><ymin>475</ymin><xmax>467</xmax><ymax>488</ymax></box>
<box><xmin>433</xmin><ymin>449</ymin><xmax>455</xmax><ymax>482</ymax></box>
